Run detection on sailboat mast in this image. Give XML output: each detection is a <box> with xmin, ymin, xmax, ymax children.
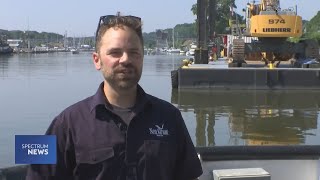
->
<box><xmin>172</xmin><ymin>27</ymin><xmax>175</xmax><ymax>49</ymax></box>
<box><xmin>27</xmin><ymin>17</ymin><xmax>30</xmax><ymax>51</ymax></box>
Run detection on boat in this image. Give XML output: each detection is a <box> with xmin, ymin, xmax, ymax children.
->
<box><xmin>70</xmin><ymin>36</ymin><xmax>80</xmax><ymax>54</ymax></box>
<box><xmin>167</xmin><ymin>27</ymin><xmax>182</xmax><ymax>54</ymax></box>
<box><xmin>0</xmin><ymin>145</ymin><xmax>319</xmax><ymax>180</ymax></box>
<box><xmin>197</xmin><ymin>145</ymin><xmax>320</xmax><ymax>180</ymax></box>
<box><xmin>186</xmin><ymin>48</ymin><xmax>195</xmax><ymax>56</ymax></box>
<box><xmin>70</xmin><ymin>48</ymin><xmax>79</xmax><ymax>54</ymax></box>
<box><xmin>179</xmin><ymin>50</ymin><xmax>186</xmax><ymax>55</ymax></box>
<box><xmin>167</xmin><ymin>48</ymin><xmax>181</xmax><ymax>53</ymax></box>
<box><xmin>0</xmin><ymin>37</ymin><xmax>13</xmax><ymax>55</ymax></box>
<box><xmin>186</xmin><ymin>43</ymin><xmax>197</xmax><ymax>56</ymax></box>
<box><xmin>32</xmin><ymin>45</ymin><xmax>49</xmax><ymax>53</ymax></box>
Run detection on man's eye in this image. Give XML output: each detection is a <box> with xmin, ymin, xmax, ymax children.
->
<box><xmin>130</xmin><ymin>51</ymin><xmax>141</xmax><ymax>55</ymax></box>
<box><xmin>109</xmin><ymin>51</ymin><xmax>122</xmax><ymax>56</ymax></box>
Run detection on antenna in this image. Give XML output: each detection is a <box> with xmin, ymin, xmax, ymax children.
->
<box><xmin>295</xmin><ymin>0</ymin><xmax>298</xmax><ymax>15</ymax></box>
<box><xmin>27</xmin><ymin>17</ymin><xmax>30</xmax><ymax>51</ymax></box>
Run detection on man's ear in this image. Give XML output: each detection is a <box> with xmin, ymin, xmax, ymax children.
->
<box><xmin>92</xmin><ymin>52</ymin><xmax>101</xmax><ymax>70</ymax></box>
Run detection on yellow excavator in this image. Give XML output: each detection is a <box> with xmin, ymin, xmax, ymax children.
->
<box><xmin>230</xmin><ymin>0</ymin><xmax>319</xmax><ymax>67</ymax></box>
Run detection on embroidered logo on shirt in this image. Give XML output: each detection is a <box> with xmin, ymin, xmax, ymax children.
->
<box><xmin>149</xmin><ymin>124</ymin><xmax>169</xmax><ymax>137</ymax></box>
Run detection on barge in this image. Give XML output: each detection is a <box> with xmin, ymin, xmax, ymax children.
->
<box><xmin>171</xmin><ymin>58</ymin><xmax>320</xmax><ymax>90</ymax></box>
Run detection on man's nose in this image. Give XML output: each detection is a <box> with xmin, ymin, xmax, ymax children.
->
<box><xmin>119</xmin><ymin>52</ymin><xmax>130</xmax><ymax>64</ymax></box>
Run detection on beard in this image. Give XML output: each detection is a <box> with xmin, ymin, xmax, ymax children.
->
<box><xmin>101</xmin><ymin>62</ymin><xmax>142</xmax><ymax>90</ymax></box>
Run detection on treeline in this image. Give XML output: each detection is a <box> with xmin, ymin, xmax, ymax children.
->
<box><xmin>1</xmin><ymin>8</ymin><xmax>319</xmax><ymax>48</ymax></box>
<box><xmin>304</xmin><ymin>11</ymin><xmax>320</xmax><ymax>44</ymax></box>
<box><xmin>143</xmin><ymin>23</ymin><xmax>197</xmax><ymax>49</ymax></box>
<box><xmin>0</xmin><ymin>29</ymin><xmax>95</xmax><ymax>48</ymax></box>
<box><xmin>0</xmin><ymin>29</ymin><xmax>63</xmax><ymax>42</ymax></box>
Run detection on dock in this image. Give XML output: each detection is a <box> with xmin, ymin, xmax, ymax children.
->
<box><xmin>172</xmin><ymin>58</ymin><xmax>320</xmax><ymax>90</ymax></box>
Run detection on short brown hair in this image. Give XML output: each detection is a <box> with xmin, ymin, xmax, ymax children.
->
<box><xmin>95</xmin><ymin>15</ymin><xmax>143</xmax><ymax>52</ymax></box>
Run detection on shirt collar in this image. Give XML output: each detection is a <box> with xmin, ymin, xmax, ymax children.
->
<box><xmin>89</xmin><ymin>82</ymin><xmax>151</xmax><ymax>112</ymax></box>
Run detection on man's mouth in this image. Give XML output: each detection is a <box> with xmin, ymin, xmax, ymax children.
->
<box><xmin>116</xmin><ymin>66</ymin><xmax>134</xmax><ymax>73</ymax></box>
<box><xmin>118</xmin><ymin>69</ymin><xmax>132</xmax><ymax>73</ymax></box>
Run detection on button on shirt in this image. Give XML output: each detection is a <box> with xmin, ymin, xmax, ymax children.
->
<box><xmin>26</xmin><ymin>82</ymin><xmax>203</xmax><ymax>180</ymax></box>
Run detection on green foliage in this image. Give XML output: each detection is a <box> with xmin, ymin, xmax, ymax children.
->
<box><xmin>287</xmin><ymin>37</ymin><xmax>300</xmax><ymax>43</ymax></box>
<box><xmin>143</xmin><ymin>32</ymin><xmax>157</xmax><ymax>48</ymax></box>
<box><xmin>143</xmin><ymin>23</ymin><xmax>197</xmax><ymax>49</ymax></box>
<box><xmin>305</xmin><ymin>11</ymin><xmax>320</xmax><ymax>33</ymax></box>
<box><xmin>304</xmin><ymin>11</ymin><xmax>320</xmax><ymax>44</ymax></box>
<box><xmin>306</xmin><ymin>32</ymin><xmax>320</xmax><ymax>44</ymax></box>
<box><xmin>0</xmin><ymin>29</ymin><xmax>66</xmax><ymax>47</ymax></box>
<box><xmin>0</xmin><ymin>29</ymin><xmax>101</xmax><ymax>48</ymax></box>
<box><xmin>0</xmin><ymin>29</ymin><xmax>64</xmax><ymax>41</ymax></box>
<box><xmin>174</xmin><ymin>23</ymin><xmax>197</xmax><ymax>39</ymax></box>
<box><xmin>166</xmin><ymin>23</ymin><xmax>197</xmax><ymax>48</ymax></box>
<box><xmin>173</xmin><ymin>23</ymin><xmax>197</xmax><ymax>47</ymax></box>
<box><xmin>191</xmin><ymin>0</ymin><xmax>244</xmax><ymax>34</ymax></box>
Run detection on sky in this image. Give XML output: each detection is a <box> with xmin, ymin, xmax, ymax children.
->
<box><xmin>0</xmin><ymin>0</ymin><xmax>319</xmax><ymax>36</ymax></box>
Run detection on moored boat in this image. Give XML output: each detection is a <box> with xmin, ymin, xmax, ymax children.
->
<box><xmin>70</xmin><ymin>48</ymin><xmax>79</xmax><ymax>54</ymax></box>
<box><xmin>186</xmin><ymin>43</ymin><xmax>197</xmax><ymax>56</ymax></box>
<box><xmin>167</xmin><ymin>48</ymin><xmax>181</xmax><ymax>53</ymax></box>
<box><xmin>0</xmin><ymin>38</ymin><xmax>13</xmax><ymax>55</ymax></box>
<box><xmin>186</xmin><ymin>48</ymin><xmax>195</xmax><ymax>56</ymax></box>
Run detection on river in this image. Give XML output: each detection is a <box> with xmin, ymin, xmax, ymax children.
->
<box><xmin>0</xmin><ymin>52</ymin><xmax>319</xmax><ymax>168</ymax></box>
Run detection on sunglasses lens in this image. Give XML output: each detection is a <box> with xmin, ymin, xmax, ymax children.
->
<box><xmin>102</xmin><ymin>15</ymin><xmax>141</xmax><ymax>25</ymax></box>
<box><xmin>101</xmin><ymin>15</ymin><xmax>115</xmax><ymax>24</ymax></box>
<box><xmin>127</xmin><ymin>16</ymin><xmax>141</xmax><ymax>22</ymax></box>
<box><xmin>95</xmin><ymin>15</ymin><xmax>141</xmax><ymax>49</ymax></box>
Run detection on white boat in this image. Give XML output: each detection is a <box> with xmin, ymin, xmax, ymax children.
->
<box><xmin>167</xmin><ymin>27</ymin><xmax>182</xmax><ymax>54</ymax></box>
<box><xmin>32</xmin><ymin>46</ymin><xmax>49</xmax><ymax>53</ymax></box>
<box><xmin>197</xmin><ymin>145</ymin><xmax>320</xmax><ymax>180</ymax></box>
<box><xmin>186</xmin><ymin>48</ymin><xmax>195</xmax><ymax>56</ymax></box>
<box><xmin>167</xmin><ymin>48</ymin><xmax>181</xmax><ymax>53</ymax></box>
<box><xmin>186</xmin><ymin>43</ymin><xmax>197</xmax><ymax>56</ymax></box>
<box><xmin>70</xmin><ymin>48</ymin><xmax>79</xmax><ymax>54</ymax></box>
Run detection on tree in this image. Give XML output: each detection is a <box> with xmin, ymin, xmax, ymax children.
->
<box><xmin>191</xmin><ymin>0</ymin><xmax>245</xmax><ymax>34</ymax></box>
<box><xmin>304</xmin><ymin>11</ymin><xmax>320</xmax><ymax>44</ymax></box>
<box><xmin>143</xmin><ymin>32</ymin><xmax>157</xmax><ymax>48</ymax></box>
<box><xmin>305</xmin><ymin>11</ymin><xmax>320</xmax><ymax>33</ymax></box>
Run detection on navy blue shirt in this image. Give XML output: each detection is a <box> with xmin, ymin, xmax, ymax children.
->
<box><xmin>26</xmin><ymin>82</ymin><xmax>203</xmax><ymax>180</ymax></box>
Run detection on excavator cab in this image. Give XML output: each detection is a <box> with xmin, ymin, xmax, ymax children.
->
<box><xmin>229</xmin><ymin>0</ymin><xmax>319</xmax><ymax>67</ymax></box>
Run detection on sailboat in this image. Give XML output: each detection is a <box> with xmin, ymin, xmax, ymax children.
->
<box><xmin>167</xmin><ymin>27</ymin><xmax>181</xmax><ymax>53</ymax></box>
<box><xmin>70</xmin><ymin>36</ymin><xmax>79</xmax><ymax>54</ymax></box>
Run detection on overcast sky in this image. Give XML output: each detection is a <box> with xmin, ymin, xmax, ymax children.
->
<box><xmin>0</xmin><ymin>0</ymin><xmax>318</xmax><ymax>36</ymax></box>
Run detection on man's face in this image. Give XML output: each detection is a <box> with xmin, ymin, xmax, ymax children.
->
<box><xmin>93</xmin><ymin>26</ymin><xmax>143</xmax><ymax>90</ymax></box>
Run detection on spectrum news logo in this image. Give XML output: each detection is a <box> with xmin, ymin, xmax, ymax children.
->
<box><xmin>15</xmin><ymin>135</ymin><xmax>57</xmax><ymax>164</ymax></box>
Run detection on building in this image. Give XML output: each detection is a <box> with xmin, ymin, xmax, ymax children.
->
<box><xmin>7</xmin><ymin>39</ymin><xmax>23</xmax><ymax>52</ymax></box>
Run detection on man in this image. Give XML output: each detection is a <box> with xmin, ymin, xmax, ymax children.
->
<box><xmin>26</xmin><ymin>13</ymin><xmax>203</xmax><ymax>180</ymax></box>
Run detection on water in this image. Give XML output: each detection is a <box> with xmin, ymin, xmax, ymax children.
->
<box><xmin>0</xmin><ymin>52</ymin><xmax>319</xmax><ymax>168</ymax></box>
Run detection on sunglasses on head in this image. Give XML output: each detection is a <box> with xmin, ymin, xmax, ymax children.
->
<box><xmin>95</xmin><ymin>15</ymin><xmax>141</xmax><ymax>41</ymax></box>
